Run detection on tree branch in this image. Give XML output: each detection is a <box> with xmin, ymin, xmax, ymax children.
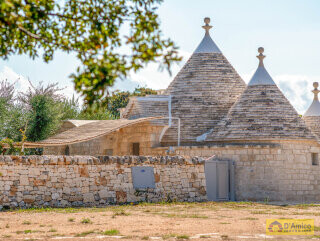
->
<box><xmin>17</xmin><ymin>25</ymin><xmax>41</xmax><ymax>39</ymax></box>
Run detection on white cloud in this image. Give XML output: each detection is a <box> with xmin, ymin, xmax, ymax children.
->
<box><xmin>60</xmin><ymin>83</ymin><xmax>79</xmax><ymax>100</ymax></box>
<box><xmin>0</xmin><ymin>65</ymin><xmax>79</xmax><ymax>102</ymax></box>
<box><xmin>274</xmin><ymin>74</ymin><xmax>317</xmax><ymax>115</ymax></box>
<box><xmin>0</xmin><ymin>66</ymin><xmax>31</xmax><ymax>92</ymax></box>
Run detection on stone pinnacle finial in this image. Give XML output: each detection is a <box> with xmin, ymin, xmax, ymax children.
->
<box><xmin>257</xmin><ymin>47</ymin><xmax>266</xmax><ymax>67</ymax></box>
<box><xmin>202</xmin><ymin>17</ymin><xmax>212</xmax><ymax>34</ymax></box>
<box><xmin>312</xmin><ymin>82</ymin><xmax>320</xmax><ymax>101</ymax></box>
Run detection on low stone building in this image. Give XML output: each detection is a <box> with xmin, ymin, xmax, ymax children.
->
<box><xmin>37</xmin><ymin>117</ymin><xmax>165</xmax><ymax>156</ymax></box>
<box><xmin>21</xmin><ymin>18</ymin><xmax>320</xmax><ymax>203</ymax></box>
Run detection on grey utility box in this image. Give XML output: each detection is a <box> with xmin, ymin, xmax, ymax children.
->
<box><xmin>131</xmin><ymin>166</ymin><xmax>155</xmax><ymax>189</ymax></box>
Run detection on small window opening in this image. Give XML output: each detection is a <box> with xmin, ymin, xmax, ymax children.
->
<box><xmin>132</xmin><ymin>143</ymin><xmax>140</xmax><ymax>156</ymax></box>
<box><xmin>312</xmin><ymin>153</ymin><xmax>319</xmax><ymax>166</ymax></box>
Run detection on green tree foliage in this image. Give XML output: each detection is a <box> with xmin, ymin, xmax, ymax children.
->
<box><xmin>132</xmin><ymin>87</ymin><xmax>158</xmax><ymax>96</ymax></box>
<box><xmin>26</xmin><ymin>94</ymin><xmax>61</xmax><ymax>141</ymax></box>
<box><xmin>18</xmin><ymin>81</ymin><xmax>64</xmax><ymax>141</ymax></box>
<box><xmin>0</xmin><ymin>80</ymin><xmax>27</xmax><ymax>141</ymax></box>
<box><xmin>0</xmin><ymin>80</ymin><xmax>27</xmax><ymax>154</ymax></box>
<box><xmin>77</xmin><ymin>103</ymin><xmax>114</xmax><ymax>120</ymax></box>
<box><xmin>107</xmin><ymin>87</ymin><xmax>157</xmax><ymax>118</ymax></box>
<box><xmin>0</xmin><ymin>137</ymin><xmax>16</xmax><ymax>155</ymax></box>
<box><xmin>0</xmin><ymin>0</ymin><xmax>181</xmax><ymax>106</ymax></box>
<box><xmin>0</xmin><ymin>97</ymin><xmax>9</xmax><ymax>132</ymax></box>
<box><xmin>1</xmin><ymin>103</ymin><xmax>27</xmax><ymax>141</ymax></box>
<box><xmin>60</xmin><ymin>96</ymin><xmax>80</xmax><ymax>121</ymax></box>
<box><xmin>0</xmin><ymin>78</ymin><xmax>158</xmax><ymax>146</ymax></box>
<box><xmin>0</xmin><ymin>80</ymin><xmax>14</xmax><ymax>126</ymax></box>
<box><xmin>106</xmin><ymin>90</ymin><xmax>131</xmax><ymax>118</ymax></box>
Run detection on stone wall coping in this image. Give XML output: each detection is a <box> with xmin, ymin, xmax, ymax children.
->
<box><xmin>156</xmin><ymin>140</ymin><xmax>320</xmax><ymax>149</ymax></box>
<box><xmin>155</xmin><ymin>143</ymin><xmax>281</xmax><ymax>150</ymax></box>
<box><xmin>0</xmin><ymin>155</ymin><xmax>205</xmax><ymax>165</ymax></box>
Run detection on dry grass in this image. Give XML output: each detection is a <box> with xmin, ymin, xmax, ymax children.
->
<box><xmin>0</xmin><ymin>202</ymin><xmax>320</xmax><ymax>240</ymax></box>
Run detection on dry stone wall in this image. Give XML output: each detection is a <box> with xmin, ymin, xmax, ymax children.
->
<box><xmin>0</xmin><ymin>156</ymin><xmax>206</xmax><ymax>209</ymax></box>
<box><xmin>2</xmin><ymin>141</ymin><xmax>320</xmax><ymax>207</ymax></box>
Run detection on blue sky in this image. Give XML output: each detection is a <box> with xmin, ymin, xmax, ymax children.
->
<box><xmin>1</xmin><ymin>0</ymin><xmax>320</xmax><ymax>113</ymax></box>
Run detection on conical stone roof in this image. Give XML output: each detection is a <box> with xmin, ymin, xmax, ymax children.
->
<box><xmin>162</xmin><ymin>18</ymin><xmax>246</xmax><ymax>145</ymax></box>
<box><xmin>304</xmin><ymin>82</ymin><xmax>320</xmax><ymax>117</ymax></box>
<box><xmin>303</xmin><ymin>82</ymin><xmax>320</xmax><ymax>139</ymax></box>
<box><xmin>202</xmin><ymin>47</ymin><xmax>316</xmax><ymax>142</ymax></box>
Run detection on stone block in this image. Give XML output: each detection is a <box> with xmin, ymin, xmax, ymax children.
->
<box><xmin>23</xmin><ymin>195</ymin><xmax>35</xmax><ymax>204</ymax></box>
<box><xmin>98</xmin><ymin>189</ymin><xmax>110</xmax><ymax>199</ymax></box>
<box><xmin>51</xmin><ymin>193</ymin><xmax>60</xmax><ymax>200</ymax></box>
<box><xmin>83</xmin><ymin>193</ymin><xmax>95</xmax><ymax>203</ymax></box>
<box><xmin>19</xmin><ymin>176</ymin><xmax>29</xmax><ymax>186</ymax></box>
<box><xmin>116</xmin><ymin>191</ymin><xmax>127</xmax><ymax>203</ymax></box>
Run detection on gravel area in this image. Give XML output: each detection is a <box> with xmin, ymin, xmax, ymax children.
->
<box><xmin>0</xmin><ymin>202</ymin><xmax>319</xmax><ymax>240</ymax></box>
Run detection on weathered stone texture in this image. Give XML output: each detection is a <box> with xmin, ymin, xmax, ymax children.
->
<box><xmin>205</xmin><ymin>85</ymin><xmax>316</xmax><ymax>142</ymax></box>
<box><xmin>3</xmin><ymin>141</ymin><xmax>320</xmax><ymax>206</ymax></box>
<box><xmin>44</xmin><ymin>122</ymin><xmax>164</xmax><ymax>156</ymax></box>
<box><xmin>151</xmin><ymin>141</ymin><xmax>320</xmax><ymax>202</ymax></box>
<box><xmin>163</xmin><ymin>52</ymin><xmax>246</xmax><ymax>145</ymax></box>
<box><xmin>122</xmin><ymin>95</ymin><xmax>169</xmax><ymax>120</ymax></box>
<box><xmin>0</xmin><ymin>156</ymin><xmax>206</xmax><ymax>208</ymax></box>
<box><xmin>303</xmin><ymin>116</ymin><xmax>320</xmax><ymax>140</ymax></box>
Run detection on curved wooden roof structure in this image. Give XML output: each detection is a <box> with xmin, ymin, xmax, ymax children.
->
<box><xmin>25</xmin><ymin>116</ymin><xmax>163</xmax><ymax>147</ymax></box>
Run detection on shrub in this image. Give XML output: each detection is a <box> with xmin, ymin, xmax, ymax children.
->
<box><xmin>103</xmin><ymin>229</ymin><xmax>120</xmax><ymax>236</ymax></box>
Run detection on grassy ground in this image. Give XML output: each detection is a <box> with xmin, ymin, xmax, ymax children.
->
<box><xmin>0</xmin><ymin>202</ymin><xmax>320</xmax><ymax>240</ymax></box>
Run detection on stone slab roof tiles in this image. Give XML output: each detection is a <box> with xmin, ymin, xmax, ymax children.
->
<box><xmin>55</xmin><ymin>120</ymin><xmax>100</xmax><ymax>134</ymax></box>
<box><xmin>122</xmin><ymin>95</ymin><xmax>169</xmax><ymax>120</ymax></box>
<box><xmin>162</xmin><ymin>18</ymin><xmax>246</xmax><ymax>145</ymax></box>
<box><xmin>303</xmin><ymin>116</ymin><xmax>320</xmax><ymax>140</ymax></box>
<box><xmin>202</xmin><ymin>48</ymin><xmax>317</xmax><ymax>142</ymax></box>
<box><xmin>26</xmin><ymin>117</ymin><xmax>163</xmax><ymax>147</ymax></box>
<box><xmin>303</xmin><ymin>82</ymin><xmax>320</xmax><ymax>140</ymax></box>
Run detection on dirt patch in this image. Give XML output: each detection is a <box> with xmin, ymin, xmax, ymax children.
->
<box><xmin>0</xmin><ymin>202</ymin><xmax>319</xmax><ymax>240</ymax></box>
